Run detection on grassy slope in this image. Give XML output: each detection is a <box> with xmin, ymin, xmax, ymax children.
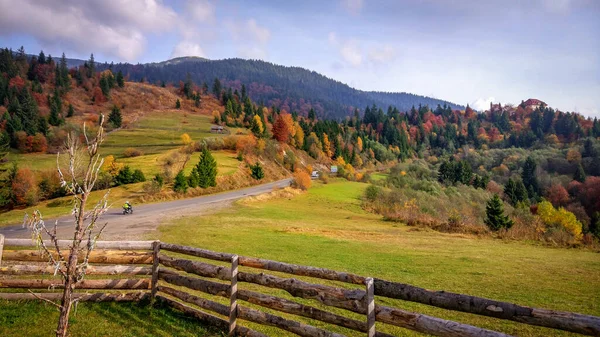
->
<box><xmin>0</xmin><ymin>300</ymin><xmax>220</xmax><ymax>337</ymax></box>
<box><xmin>157</xmin><ymin>180</ymin><xmax>600</xmax><ymax>337</ymax></box>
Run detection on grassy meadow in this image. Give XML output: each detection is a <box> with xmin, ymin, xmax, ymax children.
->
<box><xmin>0</xmin><ymin>300</ymin><xmax>220</xmax><ymax>337</ymax></box>
<box><xmin>155</xmin><ymin>179</ymin><xmax>600</xmax><ymax>337</ymax></box>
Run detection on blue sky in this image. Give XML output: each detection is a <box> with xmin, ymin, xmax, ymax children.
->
<box><xmin>0</xmin><ymin>0</ymin><xmax>598</xmax><ymax>116</ymax></box>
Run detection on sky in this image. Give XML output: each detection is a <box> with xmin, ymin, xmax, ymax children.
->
<box><xmin>0</xmin><ymin>0</ymin><xmax>598</xmax><ymax>116</ymax></box>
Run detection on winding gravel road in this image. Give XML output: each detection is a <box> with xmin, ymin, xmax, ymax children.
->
<box><xmin>0</xmin><ymin>178</ymin><xmax>292</xmax><ymax>240</ymax></box>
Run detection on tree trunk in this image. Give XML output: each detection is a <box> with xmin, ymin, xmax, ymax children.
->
<box><xmin>56</xmin><ymin>254</ymin><xmax>78</xmax><ymax>337</ymax></box>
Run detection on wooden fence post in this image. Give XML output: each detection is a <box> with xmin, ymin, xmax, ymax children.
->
<box><xmin>366</xmin><ymin>277</ymin><xmax>375</xmax><ymax>337</ymax></box>
<box><xmin>229</xmin><ymin>255</ymin><xmax>239</xmax><ymax>337</ymax></box>
<box><xmin>151</xmin><ymin>240</ymin><xmax>160</xmax><ymax>303</ymax></box>
<box><xmin>0</xmin><ymin>234</ymin><xmax>4</xmax><ymax>266</ymax></box>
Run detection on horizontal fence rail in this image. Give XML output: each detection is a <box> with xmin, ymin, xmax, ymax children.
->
<box><xmin>1</xmin><ymin>236</ymin><xmax>598</xmax><ymax>337</ymax></box>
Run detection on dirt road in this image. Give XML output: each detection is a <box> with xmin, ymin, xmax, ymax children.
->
<box><xmin>0</xmin><ymin>179</ymin><xmax>292</xmax><ymax>240</ymax></box>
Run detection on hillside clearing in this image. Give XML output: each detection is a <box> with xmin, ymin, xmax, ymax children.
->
<box><xmin>156</xmin><ymin>180</ymin><xmax>600</xmax><ymax>337</ymax></box>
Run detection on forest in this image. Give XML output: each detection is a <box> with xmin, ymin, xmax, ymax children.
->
<box><xmin>95</xmin><ymin>56</ymin><xmax>464</xmax><ymax>119</ymax></box>
<box><xmin>0</xmin><ymin>47</ymin><xmax>599</xmax><ymax>246</ymax></box>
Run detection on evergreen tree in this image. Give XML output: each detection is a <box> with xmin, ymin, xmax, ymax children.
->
<box><xmin>99</xmin><ymin>75</ymin><xmax>110</xmax><ymax>97</ymax></box>
<box><xmin>250</xmin><ymin>162</ymin><xmax>264</xmax><ymax>180</ymax></box>
<box><xmin>574</xmin><ymin>163</ymin><xmax>586</xmax><ymax>183</ymax></box>
<box><xmin>521</xmin><ymin>156</ymin><xmax>539</xmax><ymax>198</ymax></box>
<box><xmin>515</xmin><ymin>180</ymin><xmax>528</xmax><ymax>204</ymax></box>
<box><xmin>48</xmin><ymin>91</ymin><xmax>63</xmax><ymax>126</ymax></box>
<box><xmin>308</xmin><ymin>108</ymin><xmax>316</xmax><ymax>122</ymax></box>
<box><xmin>188</xmin><ymin>167</ymin><xmax>200</xmax><ymax>188</ymax></box>
<box><xmin>67</xmin><ymin>103</ymin><xmax>75</xmax><ymax>117</ymax></box>
<box><xmin>212</xmin><ymin>78</ymin><xmax>222</xmax><ymax>98</ymax></box>
<box><xmin>87</xmin><ymin>53</ymin><xmax>95</xmax><ymax>78</ymax></box>
<box><xmin>484</xmin><ymin>194</ymin><xmax>513</xmax><ymax>231</ymax></box>
<box><xmin>582</xmin><ymin>138</ymin><xmax>597</xmax><ymax>158</ymax></box>
<box><xmin>58</xmin><ymin>53</ymin><xmax>70</xmax><ymax>91</ymax></box>
<box><xmin>173</xmin><ymin>170</ymin><xmax>188</xmax><ymax>193</ymax></box>
<box><xmin>196</xmin><ymin>148</ymin><xmax>217</xmax><ymax>188</ymax></box>
<box><xmin>175</xmin><ymin>99</ymin><xmax>181</xmax><ymax>109</ymax></box>
<box><xmin>504</xmin><ymin>178</ymin><xmax>517</xmax><ymax>205</ymax></box>
<box><xmin>108</xmin><ymin>105</ymin><xmax>122</xmax><ymax>128</ymax></box>
<box><xmin>116</xmin><ymin>70</ymin><xmax>125</xmax><ymax>88</ymax></box>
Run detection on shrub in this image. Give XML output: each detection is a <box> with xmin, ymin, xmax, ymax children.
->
<box><xmin>364</xmin><ymin>185</ymin><xmax>381</xmax><ymax>202</ymax></box>
<box><xmin>250</xmin><ymin>162</ymin><xmax>264</xmax><ymax>180</ymax></box>
<box><xmin>123</xmin><ymin>148</ymin><xmax>143</xmax><ymax>158</ymax></box>
<box><xmin>293</xmin><ymin>169</ymin><xmax>311</xmax><ymax>190</ymax></box>
<box><xmin>537</xmin><ymin>201</ymin><xmax>582</xmax><ymax>239</ymax></box>
<box><xmin>12</xmin><ymin>167</ymin><xmax>38</xmax><ymax>206</ymax></box>
<box><xmin>132</xmin><ymin>169</ymin><xmax>146</xmax><ymax>183</ymax></box>
<box><xmin>144</xmin><ymin>174</ymin><xmax>164</xmax><ymax>194</ymax></box>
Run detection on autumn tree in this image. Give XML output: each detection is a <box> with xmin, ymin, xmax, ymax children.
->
<box><xmin>545</xmin><ymin>184</ymin><xmax>569</xmax><ymax>208</ymax></box>
<box><xmin>484</xmin><ymin>194</ymin><xmax>513</xmax><ymax>231</ymax></box>
<box><xmin>25</xmin><ymin>116</ymin><xmax>110</xmax><ymax>337</ymax></box>
<box><xmin>272</xmin><ymin>114</ymin><xmax>291</xmax><ymax>143</ymax></box>
<box><xmin>251</xmin><ymin>114</ymin><xmax>264</xmax><ymax>137</ymax></box>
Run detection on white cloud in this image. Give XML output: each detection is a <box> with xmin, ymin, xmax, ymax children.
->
<box><xmin>368</xmin><ymin>45</ymin><xmax>395</xmax><ymax>63</ymax></box>
<box><xmin>0</xmin><ymin>0</ymin><xmax>177</xmax><ymax>61</ymax></box>
<box><xmin>226</xmin><ymin>19</ymin><xmax>271</xmax><ymax>60</ymax></box>
<box><xmin>170</xmin><ymin>41</ymin><xmax>205</xmax><ymax>59</ymax></box>
<box><xmin>340</xmin><ymin>41</ymin><xmax>363</xmax><ymax>66</ymax></box>
<box><xmin>187</xmin><ymin>0</ymin><xmax>215</xmax><ymax>22</ymax></box>
<box><xmin>328</xmin><ymin>32</ymin><xmax>338</xmax><ymax>44</ymax></box>
<box><xmin>471</xmin><ymin>97</ymin><xmax>495</xmax><ymax>111</ymax></box>
<box><xmin>341</xmin><ymin>0</ymin><xmax>364</xmax><ymax>15</ymax></box>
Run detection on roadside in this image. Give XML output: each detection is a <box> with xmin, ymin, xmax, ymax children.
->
<box><xmin>0</xmin><ymin>178</ymin><xmax>292</xmax><ymax>240</ymax></box>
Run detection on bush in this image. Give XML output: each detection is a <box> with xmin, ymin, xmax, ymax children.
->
<box><xmin>250</xmin><ymin>162</ymin><xmax>264</xmax><ymax>180</ymax></box>
<box><xmin>293</xmin><ymin>169</ymin><xmax>311</xmax><ymax>190</ymax></box>
<box><xmin>364</xmin><ymin>185</ymin><xmax>381</xmax><ymax>202</ymax></box>
<box><xmin>132</xmin><ymin>169</ymin><xmax>146</xmax><ymax>183</ymax></box>
<box><xmin>144</xmin><ymin>174</ymin><xmax>164</xmax><ymax>194</ymax></box>
<box><xmin>123</xmin><ymin>148</ymin><xmax>143</xmax><ymax>158</ymax></box>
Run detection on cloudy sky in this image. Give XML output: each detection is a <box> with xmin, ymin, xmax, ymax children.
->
<box><xmin>0</xmin><ymin>0</ymin><xmax>598</xmax><ymax>116</ymax></box>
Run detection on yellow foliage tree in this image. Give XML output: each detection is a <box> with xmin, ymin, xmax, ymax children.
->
<box><xmin>356</xmin><ymin>137</ymin><xmax>363</xmax><ymax>152</ymax></box>
<box><xmin>251</xmin><ymin>115</ymin><xmax>264</xmax><ymax>135</ymax></box>
<box><xmin>537</xmin><ymin>201</ymin><xmax>582</xmax><ymax>238</ymax></box>
<box><xmin>322</xmin><ymin>133</ymin><xmax>332</xmax><ymax>158</ymax></box>
<box><xmin>256</xmin><ymin>138</ymin><xmax>266</xmax><ymax>154</ymax></box>
<box><xmin>102</xmin><ymin>155</ymin><xmax>123</xmax><ymax>177</ymax></box>
<box><xmin>181</xmin><ymin>133</ymin><xmax>192</xmax><ymax>145</ymax></box>
<box><xmin>566</xmin><ymin>149</ymin><xmax>581</xmax><ymax>163</ymax></box>
<box><xmin>293</xmin><ymin>122</ymin><xmax>304</xmax><ymax>149</ymax></box>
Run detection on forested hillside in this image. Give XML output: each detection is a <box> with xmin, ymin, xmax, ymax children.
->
<box><xmin>96</xmin><ymin>57</ymin><xmax>463</xmax><ymax>119</ymax></box>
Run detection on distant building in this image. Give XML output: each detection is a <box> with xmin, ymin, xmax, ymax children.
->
<box><xmin>522</xmin><ymin>98</ymin><xmax>546</xmax><ymax>110</ymax></box>
<box><xmin>210</xmin><ymin>125</ymin><xmax>224</xmax><ymax>133</ymax></box>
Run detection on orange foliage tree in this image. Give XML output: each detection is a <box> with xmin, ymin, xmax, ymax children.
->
<box><xmin>272</xmin><ymin>113</ymin><xmax>291</xmax><ymax>143</ymax></box>
<box><xmin>12</xmin><ymin>167</ymin><xmax>38</xmax><ymax>205</ymax></box>
<box><xmin>293</xmin><ymin>168</ymin><xmax>311</xmax><ymax>190</ymax></box>
<box><xmin>545</xmin><ymin>184</ymin><xmax>569</xmax><ymax>208</ymax></box>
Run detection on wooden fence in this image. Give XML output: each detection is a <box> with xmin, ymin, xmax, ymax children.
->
<box><xmin>0</xmin><ymin>236</ymin><xmax>598</xmax><ymax>337</ymax></box>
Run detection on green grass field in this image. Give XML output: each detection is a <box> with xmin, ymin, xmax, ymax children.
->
<box><xmin>155</xmin><ymin>180</ymin><xmax>600</xmax><ymax>337</ymax></box>
<box><xmin>0</xmin><ymin>300</ymin><xmax>220</xmax><ymax>337</ymax></box>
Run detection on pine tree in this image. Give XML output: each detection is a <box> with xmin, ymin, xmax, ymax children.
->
<box><xmin>504</xmin><ymin>178</ymin><xmax>517</xmax><ymax>205</ymax></box>
<box><xmin>173</xmin><ymin>170</ymin><xmax>188</xmax><ymax>193</ymax></box>
<box><xmin>574</xmin><ymin>163</ymin><xmax>586</xmax><ymax>183</ymax></box>
<box><xmin>484</xmin><ymin>194</ymin><xmax>513</xmax><ymax>231</ymax></box>
<box><xmin>582</xmin><ymin>138</ymin><xmax>597</xmax><ymax>158</ymax></box>
<box><xmin>250</xmin><ymin>162</ymin><xmax>264</xmax><ymax>180</ymax></box>
<box><xmin>100</xmin><ymin>75</ymin><xmax>110</xmax><ymax>97</ymax></box>
<box><xmin>87</xmin><ymin>53</ymin><xmax>95</xmax><ymax>78</ymax></box>
<box><xmin>175</xmin><ymin>99</ymin><xmax>181</xmax><ymax>109</ymax></box>
<box><xmin>212</xmin><ymin>78</ymin><xmax>222</xmax><ymax>98</ymax></box>
<box><xmin>196</xmin><ymin>148</ymin><xmax>217</xmax><ymax>188</ymax></box>
<box><xmin>109</xmin><ymin>105</ymin><xmax>122</xmax><ymax>128</ymax></box>
<box><xmin>188</xmin><ymin>167</ymin><xmax>200</xmax><ymax>188</ymax></box>
<box><xmin>116</xmin><ymin>70</ymin><xmax>124</xmax><ymax>88</ymax></box>
<box><xmin>67</xmin><ymin>103</ymin><xmax>75</xmax><ymax>117</ymax></box>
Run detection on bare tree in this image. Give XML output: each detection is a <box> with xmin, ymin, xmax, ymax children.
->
<box><xmin>25</xmin><ymin>116</ymin><xmax>110</xmax><ymax>337</ymax></box>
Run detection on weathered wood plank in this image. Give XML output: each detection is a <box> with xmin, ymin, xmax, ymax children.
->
<box><xmin>374</xmin><ymin>278</ymin><xmax>600</xmax><ymax>336</ymax></box>
<box><xmin>366</xmin><ymin>277</ymin><xmax>375</xmax><ymax>337</ymax></box>
<box><xmin>0</xmin><ymin>234</ymin><xmax>4</xmax><ymax>266</ymax></box>
<box><xmin>0</xmin><ymin>264</ymin><xmax>152</xmax><ymax>276</ymax></box>
<box><xmin>2</xmin><ymin>250</ymin><xmax>152</xmax><ymax>264</ymax></box>
<box><xmin>158</xmin><ymin>271</ymin><xmax>229</xmax><ymax>296</ymax></box>
<box><xmin>151</xmin><ymin>241</ymin><xmax>160</xmax><ymax>302</ymax></box>
<box><xmin>0</xmin><ymin>291</ymin><xmax>148</xmax><ymax>302</ymax></box>
<box><xmin>160</xmin><ymin>243</ymin><xmax>234</xmax><ymax>261</ymax></box>
<box><xmin>4</xmin><ymin>239</ymin><xmax>153</xmax><ymax>250</ymax></box>
<box><xmin>0</xmin><ymin>278</ymin><xmax>150</xmax><ymax>290</ymax></box>
<box><xmin>156</xmin><ymin>295</ymin><xmax>267</xmax><ymax>337</ymax></box>
<box><xmin>229</xmin><ymin>255</ymin><xmax>239</xmax><ymax>337</ymax></box>
<box><xmin>159</xmin><ymin>254</ymin><xmax>230</xmax><ymax>280</ymax></box>
<box><xmin>159</xmin><ymin>286</ymin><xmax>230</xmax><ymax>316</ymax></box>
<box><xmin>375</xmin><ymin>305</ymin><xmax>512</xmax><ymax>337</ymax></box>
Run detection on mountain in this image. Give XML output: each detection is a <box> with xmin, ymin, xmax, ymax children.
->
<box><xmin>94</xmin><ymin>57</ymin><xmax>463</xmax><ymax>119</ymax></box>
